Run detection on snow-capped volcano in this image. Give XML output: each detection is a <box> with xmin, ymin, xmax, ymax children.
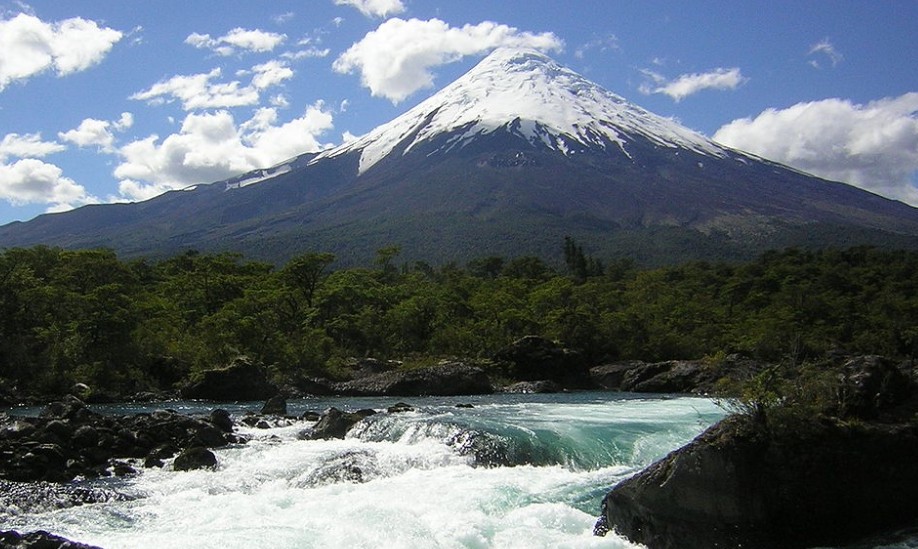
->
<box><xmin>316</xmin><ymin>48</ymin><xmax>725</xmax><ymax>174</ymax></box>
<box><xmin>2</xmin><ymin>48</ymin><xmax>918</xmax><ymax>265</ymax></box>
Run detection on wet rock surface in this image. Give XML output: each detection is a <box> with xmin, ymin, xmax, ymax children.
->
<box><xmin>0</xmin><ymin>479</ymin><xmax>131</xmax><ymax>515</ymax></box>
<box><xmin>599</xmin><ymin>356</ymin><xmax>918</xmax><ymax>549</ymax></box>
<box><xmin>299</xmin><ymin>407</ymin><xmax>377</xmax><ymax>440</ymax></box>
<box><xmin>0</xmin><ymin>396</ymin><xmax>241</xmax><ymax>482</ymax></box>
<box><xmin>0</xmin><ymin>530</ymin><xmax>103</xmax><ymax>549</ymax></box>
<box><xmin>590</xmin><ymin>354</ymin><xmax>765</xmax><ymax>394</ymax></box>
<box><xmin>334</xmin><ymin>362</ymin><xmax>492</xmax><ymax>396</ymax></box>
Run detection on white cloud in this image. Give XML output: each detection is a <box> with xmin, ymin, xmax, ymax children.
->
<box><xmin>251</xmin><ymin>60</ymin><xmax>294</xmax><ymax>89</ymax></box>
<box><xmin>808</xmin><ymin>38</ymin><xmax>843</xmax><ymax>69</ymax></box>
<box><xmin>0</xmin><ymin>131</ymin><xmax>94</xmax><ymax>210</ymax></box>
<box><xmin>131</xmin><ymin>63</ymin><xmax>295</xmax><ymax>110</ymax></box>
<box><xmin>269</xmin><ymin>94</ymin><xmax>290</xmax><ymax>108</ymax></box>
<box><xmin>714</xmin><ymin>93</ymin><xmax>918</xmax><ymax>205</ymax></box>
<box><xmin>113</xmin><ymin>104</ymin><xmax>334</xmax><ymax>201</ymax></box>
<box><xmin>282</xmin><ymin>47</ymin><xmax>331</xmax><ymax>60</ymax></box>
<box><xmin>115</xmin><ymin>112</ymin><xmax>134</xmax><ymax>131</ymax></box>
<box><xmin>334</xmin><ymin>0</ymin><xmax>405</xmax><ymax>18</ymax></box>
<box><xmin>0</xmin><ymin>13</ymin><xmax>122</xmax><ymax>91</ymax></box>
<box><xmin>333</xmin><ymin>18</ymin><xmax>564</xmax><ymax>103</ymax></box>
<box><xmin>0</xmin><ymin>132</ymin><xmax>65</xmax><ymax>161</ymax></box>
<box><xmin>0</xmin><ymin>158</ymin><xmax>94</xmax><ymax>210</ymax></box>
<box><xmin>641</xmin><ymin>67</ymin><xmax>746</xmax><ymax>102</ymax></box>
<box><xmin>59</xmin><ymin>118</ymin><xmax>115</xmax><ymax>151</ymax></box>
<box><xmin>58</xmin><ymin>112</ymin><xmax>133</xmax><ymax>152</ymax></box>
<box><xmin>574</xmin><ymin>34</ymin><xmax>619</xmax><ymax>59</ymax></box>
<box><xmin>185</xmin><ymin>28</ymin><xmax>286</xmax><ymax>56</ymax></box>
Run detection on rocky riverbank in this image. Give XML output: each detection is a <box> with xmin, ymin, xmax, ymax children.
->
<box><xmin>0</xmin><ymin>396</ymin><xmax>244</xmax><ymax>482</ymax></box>
<box><xmin>596</xmin><ymin>355</ymin><xmax>918</xmax><ymax>548</ymax></box>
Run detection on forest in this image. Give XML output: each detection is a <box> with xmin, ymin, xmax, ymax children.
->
<box><xmin>1</xmin><ymin>242</ymin><xmax>916</xmax><ymax>397</ymax></box>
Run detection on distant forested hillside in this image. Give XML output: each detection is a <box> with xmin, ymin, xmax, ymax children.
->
<box><xmin>1</xmin><ymin>244</ymin><xmax>916</xmax><ymax>396</ymax></box>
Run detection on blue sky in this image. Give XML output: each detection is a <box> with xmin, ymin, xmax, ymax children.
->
<box><xmin>1</xmin><ymin>0</ymin><xmax>916</xmax><ymax>225</ymax></box>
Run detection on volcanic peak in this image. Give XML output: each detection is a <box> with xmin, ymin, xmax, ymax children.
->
<box><xmin>314</xmin><ymin>47</ymin><xmax>728</xmax><ymax>174</ymax></box>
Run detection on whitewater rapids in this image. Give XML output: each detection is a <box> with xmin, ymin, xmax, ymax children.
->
<box><xmin>3</xmin><ymin>393</ymin><xmax>723</xmax><ymax>548</ymax></box>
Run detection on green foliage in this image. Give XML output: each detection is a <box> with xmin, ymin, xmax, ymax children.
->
<box><xmin>1</xmin><ymin>244</ymin><xmax>917</xmax><ymax>397</ymax></box>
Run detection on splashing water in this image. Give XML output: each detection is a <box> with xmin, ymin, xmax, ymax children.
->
<box><xmin>2</xmin><ymin>393</ymin><xmax>724</xmax><ymax>548</ymax></box>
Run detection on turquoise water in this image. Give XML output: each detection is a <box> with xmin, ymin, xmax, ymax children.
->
<box><xmin>2</xmin><ymin>393</ymin><xmax>724</xmax><ymax>548</ymax></box>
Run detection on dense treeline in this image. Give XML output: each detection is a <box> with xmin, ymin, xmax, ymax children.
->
<box><xmin>1</xmin><ymin>244</ymin><xmax>916</xmax><ymax>396</ymax></box>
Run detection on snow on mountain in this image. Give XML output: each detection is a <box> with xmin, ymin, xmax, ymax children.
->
<box><xmin>314</xmin><ymin>48</ymin><xmax>728</xmax><ymax>174</ymax></box>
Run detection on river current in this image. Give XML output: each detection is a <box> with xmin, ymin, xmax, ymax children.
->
<box><xmin>4</xmin><ymin>392</ymin><xmax>912</xmax><ymax>548</ymax></box>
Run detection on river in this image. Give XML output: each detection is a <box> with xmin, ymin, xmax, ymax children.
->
<box><xmin>1</xmin><ymin>393</ymin><xmax>737</xmax><ymax>547</ymax></box>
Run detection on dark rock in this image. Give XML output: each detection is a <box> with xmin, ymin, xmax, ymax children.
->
<box><xmin>591</xmin><ymin>356</ymin><xmax>765</xmax><ymax>394</ymax></box>
<box><xmin>350</xmin><ymin>358</ymin><xmax>400</xmax><ymax>378</ymax></box>
<box><xmin>294</xmin><ymin>377</ymin><xmax>336</xmax><ymax>396</ymax></box>
<box><xmin>455</xmin><ymin>403</ymin><xmax>474</xmax><ymax>408</ymax></box>
<box><xmin>493</xmin><ymin>336</ymin><xmax>590</xmax><ymax>388</ymax></box>
<box><xmin>180</xmin><ymin>356</ymin><xmax>277</xmax><ymax>401</ymax></box>
<box><xmin>334</xmin><ymin>362</ymin><xmax>492</xmax><ymax>397</ymax></box>
<box><xmin>39</xmin><ymin>396</ymin><xmax>97</xmax><ymax>422</ymax></box>
<box><xmin>501</xmin><ymin>380</ymin><xmax>561</xmax><ymax>394</ymax></box>
<box><xmin>209</xmin><ymin>409</ymin><xmax>233</xmax><ymax>433</ymax></box>
<box><xmin>589</xmin><ymin>361</ymin><xmax>656</xmax><ymax>390</ymax></box>
<box><xmin>297</xmin><ymin>449</ymin><xmax>379</xmax><ymax>487</ymax></box>
<box><xmin>260</xmin><ymin>395</ymin><xmax>287</xmax><ymax>416</ymax></box>
<box><xmin>173</xmin><ymin>447</ymin><xmax>217</xmax><ymax>471</ymax></box>
<box><xmin>300</xmin><ymin>407</ymin><xmax>376</xmax><ymax>440</ymax></box>
<box><xmin>1</xmin><ymin>400</ymin><xmax>237</xmax><ymax>482</ymax></box>
<box><xmin>601</xmin><ymin>414</ymin><xmax>918</xmax><ymax>549</ymax></box>
<box><xmin>834</xmin><ymin>355</ymin><xmax>914</xmax><ymax>420</ymax></box>
<box><xmin>0</xmin><ymin>530</ymin><xmax>104</xmax><ymax>549</ymax></box>
<box><xmin>387</xmin><ymin>402</ymin><xmax>415</xmax><ymax>413</ymax></box>
<box><xmin>301</xmin><ymin>411</ymin><xmax>321</xmax><ymax>421</ymax></box>
<box><xmin>111</xmin><ymin>460</ymin><xmax>136</xmax><ymax>477</ymax></box>
<box><xmin>71</xmin><ymin>425</ymin><xmax>100</xmax><ymax>447</ymax></box>
<box><xmin>192</xmin><ymin>424</ymin><xmax>228</xmax><ymax>448</ymax></box>
<box><xmin>0</xmin><ymin>479</ymin><xmax>131</xmax><ymax>514</ymax></box>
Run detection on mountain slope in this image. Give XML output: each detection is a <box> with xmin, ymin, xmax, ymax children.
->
<box><xmin>1</xmin><ymin>48</ymin><xmax>917</xmax><ymax>265</ymax></box>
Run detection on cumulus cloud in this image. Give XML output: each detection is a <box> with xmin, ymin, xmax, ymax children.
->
<box><xmin>131</xmin><ymin>61</ymin><xmax>294</xmax><ymax>111</ymax></box>
<box><xmin>0</xmin><ymin>133</ymin><xmax>65</xmax><ymax>161</ymax></box>
<box><xmin>714</xmin><ymin>93</ymin><xmax>918</xmax><ymax>205</ymax></box>
<box><xmin>640</xmin><ymin>67</ymin><xmax>746</xmax><ymax>102</ymax></box>
<box><xmin>250</xmin><ymin>60</ymin><xmax>294</xmax><ymax>89</ymax></box>
<box><xmin>333</xmin><ymin>18</ymin><xmax>563</xmax><ymax>103</ymax></box>
<box><xmin>0</xmin><ymin>12</ymin><xmax>122</xmax><ymax>91</ymax></box>
<box><xmin>0</xmin><ymin>158</ymin><xmax>95</xmax><ymax>210</ymax></box>
<box><xmin>113</xmin><ymin>104</ymin><xmax>334</xmax><ymax>201</ymax></box>
<box><xmin>58</xmin><ymin>113</ymin><xmax>133</xmax><ymax>152</ymax></box>
<box><xmin>808</xmin><ymin>38</ymin><xmax>843</xmax><ymax>69</ymax></box>
<box><xmin>185</xmin><ymin>28</ymin><xmax>286</xmax><ymax>56</ymax></box>
<box><xmin>0</xmin><ymin>131</ymin><xmax>98</xmax><ymax>210</ymax></box>
<box><xmin>334</xmin><ymin>0</ymin><xmax>405</xmax><ymax>18</ymax></box>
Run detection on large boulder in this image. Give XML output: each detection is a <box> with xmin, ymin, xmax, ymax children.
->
<box><xmin>334</xmin><ymin>362</ymin><xmax>492</xmax><ymax>396</ymax></box>
<box><xmin>591</xmin><ymin>355</ymin><xmax>766</xmax><ymax>394</ymax></box>
<box><xmin>493</xmin><ymin>336</ymin><xmax>590</xmax><ymax>388</ymax></box>
<box><xmin>173</xmin><ymin>447</ymin><xmax>217</xmax><ymax>471</ymax></box>
<box><xmin>598</xmin><ymin>357</ymin><xmax>918</xmax><ymax>548</ymax></box>
<box><xmin>180</xmin><ymin>357</ymin><xmax>277</xmax><ymax>401</ymax></box>
<box><xmin>600</xmin><ymin>415</ymin><xmax>918</xmax><ymax>548</ymax></box>
<box><xmin>300</xmin><ymin>407</ymin><xmax>376</xmax><ymax>440</ymax></box>
<box><xmin>260</xmin><ymin>395</ymin><xmax>287</xmax><ymax>416</ymax></box>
